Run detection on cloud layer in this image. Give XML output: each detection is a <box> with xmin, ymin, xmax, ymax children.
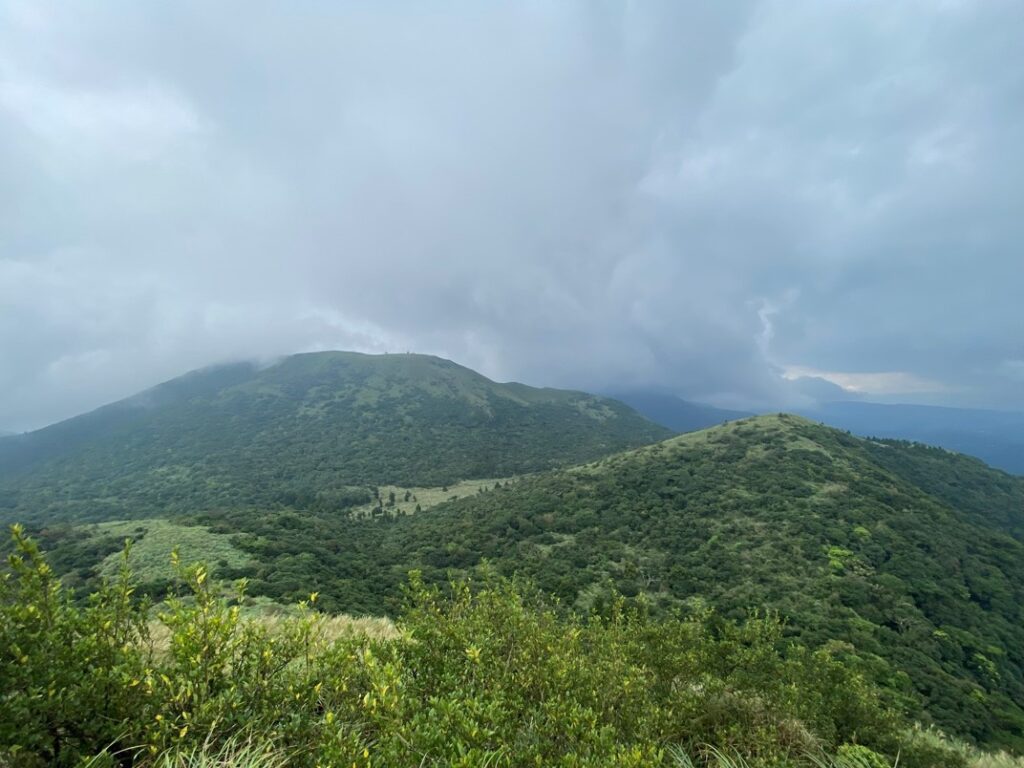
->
<box><xmin>2</xmin><ymin>0</ymin><xmax>1022</xmax><ymax>430</ymax></box>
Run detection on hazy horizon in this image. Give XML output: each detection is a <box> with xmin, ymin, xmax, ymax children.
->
<box><xmin>3</xmin><ymin>1</ymin><xmax>1023</xmax><ymax>431</ymax></box>
<box><xmin>4</xmin><ymin>347</ymin><xmax>1024</xmax><ymax>436</ymax></box>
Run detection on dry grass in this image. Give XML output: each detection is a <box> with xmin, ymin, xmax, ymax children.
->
<box><xmin>145</xmin><ymin>609</ymin><xmax>399</xmax><ymax>655</ymax></box>
<box><xmin>971</xmin><ymin>752</ymin><xmax>1024</xmax><ymax>768</ymax></box>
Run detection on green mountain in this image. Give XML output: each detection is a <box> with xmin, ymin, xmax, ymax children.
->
<box><xmin>8</xmin><ymin>362</ymin><xmax>1024</xmax><ymax>750</ymax></box>
<box><xmin>179</xmin><ymin>415</ymin><xmax>1024</xmax><ymax>750</ymax></box>
<box><xmin>0</xmin><ymin>351</ymin><xmax>670</xmax><ymax>523</ymax></box>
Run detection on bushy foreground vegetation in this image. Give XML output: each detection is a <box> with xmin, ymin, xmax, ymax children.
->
<box><xmin>0</xmin><ymin>527</ymin><xmax>978</xmax><ymax>768</ymax></box>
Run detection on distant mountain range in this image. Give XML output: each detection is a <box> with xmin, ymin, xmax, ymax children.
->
<box><xmin>798</xmin><ymin>401</ymin><xmax>1024</xmax><ymax>475</ymax></box>
<box><xmin>605</xmin><ymin>389</ymin><xmax>1024</xmax><ymax>476</ymax></box>
<box><xmin>604</xmin><ymin>390</ymin><xmax>752</xmax><ymax>432</ymax></box>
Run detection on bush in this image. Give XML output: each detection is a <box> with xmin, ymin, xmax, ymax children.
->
<box><xmin>0</xmin><ymin>525</ymin><xmax>149</xmax><ymax>766</ymax></box>
<box><xmin>0</xmin><ymin>529</ymin><xmax>975</xmax><ymax>768</ymax></box>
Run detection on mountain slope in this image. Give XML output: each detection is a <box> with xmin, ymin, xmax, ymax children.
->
<box><xmin>0</xmin><ymin>351</ymin><xmax>670</xmax><ymax>523</ymax></box>
<box><xmin>605</xmin><ymin>389</ymin><xmax>753</xmax><ymax>432</ymax></box>
<box><xmin>800</xmin><ymin>401</ymin><xmax>1024</xmax><ymax>475</ymax></box>
<box><xmin>197</xmin><ymin>415</ymin><xmax>1024</xmax><ymax>749</ymax></box>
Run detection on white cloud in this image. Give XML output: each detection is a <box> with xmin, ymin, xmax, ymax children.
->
<box><xmin>782</xmin><ymin>366</ymin><xmax>949</xmax><ymax>396</ymax></box>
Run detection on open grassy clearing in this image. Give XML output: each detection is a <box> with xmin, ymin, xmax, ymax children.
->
<box><xmin>348</xmin><ymin>476</ymin><xmax>518</xmax><ymax>518</ymax></box>
<box><xmin>146</xmin><ymin>608</ymin><xmax>400</xmax><ymax>655</ymax></box>
<box><xmin>90</xmin><ymin>518</ymin><xmax>254</xmax><ymax>582</ymax></box>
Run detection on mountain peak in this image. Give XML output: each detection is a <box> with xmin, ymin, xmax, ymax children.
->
<box><xmin>0</xmin><ymin>351</ymin><xmax>670</xmax><ymax>524</ymax></box>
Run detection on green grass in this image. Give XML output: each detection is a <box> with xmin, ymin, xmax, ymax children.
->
<box><xmin>348</xmin><ymin>477</ymin><xmax>517</xmax><ymax>518</ymax></box>
<box><xmin>91</xmin><ymin>519</ymin><xmax>253</xmax><ymax>583</ymax></box>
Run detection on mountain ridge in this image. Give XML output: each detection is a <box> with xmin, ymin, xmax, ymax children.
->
<box><xmin>604</xmin><ymin>389</ymin><xmax>753</xmax><ymax>433</ymax></box>
<box><xmin>0</xmin><ymin>351</ymin><xmax>670</xmax><ymax>523</ymax></box>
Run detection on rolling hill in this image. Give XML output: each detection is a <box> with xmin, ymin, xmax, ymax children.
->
<box><xmin>168</xmin><ymin>415</ymin><xmax>1024</xmax><ymax>749</ymax></box>
<box><xmin>0</xmin><ymin>351</ymin><xmax>670</xmax><ymax>523</ymax></box>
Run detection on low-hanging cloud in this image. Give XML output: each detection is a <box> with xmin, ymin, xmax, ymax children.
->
<box><xmin>1</xmin><ymin>0</ymin><xmax>1022</xmax><ymax>431</ymax></box>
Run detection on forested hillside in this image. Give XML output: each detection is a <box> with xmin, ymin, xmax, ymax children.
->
<box><xmin>124</xmin><ymin>415</ymin><xmax>1022</xmax><ymax>751</ymax></box>
<box><xmin>7</xmin><ymin>369</ymin><xmax>1024</xmax><ymax>754</ymax></box>
<box><xmin>0</xmin><ymin>351</ymin><xmax>669</xmax><ymax>523</ymax></box>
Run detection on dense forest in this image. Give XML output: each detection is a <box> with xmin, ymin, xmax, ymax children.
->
<box><xmin>0</xmin><ymin>528</ymin><xmax>984</xmax><ymax>768</ymax></box>
<box><xmin>0</xmin><ymin>352</ymin><xmax>669</xmax><ymax>523</ymax></box>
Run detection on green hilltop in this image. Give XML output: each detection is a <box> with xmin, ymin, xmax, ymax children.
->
<box><xmin>0</xmin><ymin>351</ymin><xmax>670</xmax><ymax>524</ymax></box>
<box><xmin>171</xmin><ymin>414</ymin><xmax>1024</xmax><ymax>750</ymax></box>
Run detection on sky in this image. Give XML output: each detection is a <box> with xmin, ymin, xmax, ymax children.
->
<box><xmin>2</xmin><ymin>0</ymin><xmax>1023</xmax><ymax>431</ymax></box>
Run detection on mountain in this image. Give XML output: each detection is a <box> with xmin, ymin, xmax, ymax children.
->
<box><xmin>181</xmin><ymin>415</ymin><xmax>1024</xmax><ymax>749</ymax></box>
<box><xmin>10</xmin><ymin>369</ymin><xmax>1024</xmax><ymax>749</ymax></box>
<box><xmin>0</xmin><ymin>351</ymin><xmax>670</xmax><ymax>523</ymax></box>
<box><xmin>604</xmin><ymin>389</ymin><xmax>753</xmax><ymax>432</ymax></box>
<box><xmin>800</xmin><ymin>401</ymin><xmax>1024</xmax><ymax>475</ymax></box>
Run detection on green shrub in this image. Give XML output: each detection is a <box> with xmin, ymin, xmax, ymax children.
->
<box><xmin>0</xmin><ymin>525</ymin><xmax>149</xmax><ymax>766</ymax></box>
<box><xmin>0</xmin><ymin>529</ymin><xmax>978</xmax><ymax>768</ymax></box>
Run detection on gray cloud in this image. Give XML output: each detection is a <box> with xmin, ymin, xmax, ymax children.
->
<box><xmin>1</xmin><ymin>0</ymin><xmax>1022</xmax><ymax>431</ymax></box>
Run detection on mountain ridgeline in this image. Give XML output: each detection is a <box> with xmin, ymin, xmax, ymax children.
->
<box><xmin>0</xmin><ymin>352</ymin><xmax>670</xmax><ymax>524</ymax></box>
<box><xmin>178</xmin><ymin>415</ymin><xmax>1024</xmax><ymax>750</ymax></box>
<box><xmin>798</xmin><ymin>401</ymin><xmax>1024</xmax><ymax>476</ymax></box>
<box><xmin>605</xmin><ymin>389</ymin><xmax>753</xmax><ymax>433</ymax></box>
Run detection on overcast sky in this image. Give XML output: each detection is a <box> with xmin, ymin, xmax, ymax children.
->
<box><xmin>2</xmin><ymin>1</ymin><xmax>1023</xmax><ymax>431</ymax></box>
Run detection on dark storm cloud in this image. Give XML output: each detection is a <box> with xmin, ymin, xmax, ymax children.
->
<box><xmin>1</xmin><ymin>0</ymin><xmax>1022</xmax><ymax>430</ymax></box>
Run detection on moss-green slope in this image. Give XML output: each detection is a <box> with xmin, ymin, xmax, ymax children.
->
<box><xmin>203</xmin><ymin>415</ymin><xmax>1024</xmax><ymax>748</ymax></box>
<box><xmin>0</xmin><ymin>352</ymin><xmax>669</xmax><ymax>523</ymax></box>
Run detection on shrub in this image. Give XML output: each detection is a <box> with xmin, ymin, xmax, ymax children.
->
<box><xmin>0</xmin><ymin>529</ymin><xmax>977</xmax><ymax>768</ymax></box>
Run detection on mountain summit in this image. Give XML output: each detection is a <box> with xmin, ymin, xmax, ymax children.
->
<box><xmin>0</xmin><ymin>351</ymin><xmax>669</xmax><ymax>523</ymax></box>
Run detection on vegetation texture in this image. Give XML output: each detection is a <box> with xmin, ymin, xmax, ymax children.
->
<box><xmin>0</xmin><ymin>529</ymin><xmax>979</xmax><ymax>768</ymax></box>
<box><xmin>123</xmin><ymin>415</ymin><xmax>1023</xmax><ymax>751</ymax></box>
<box><xmin>3</xmin><ymin>354</ymin><xmax>1023</xmax><ymax>757</ymax></box>
<box><xmin>0</xmin><ymin>352</ymin><xmax>669</xmax><ymax>524</ymax></box>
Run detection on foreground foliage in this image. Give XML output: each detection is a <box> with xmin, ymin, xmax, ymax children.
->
<box><xmin>0</xmin><ymin>528</ymin><xmax>974</xmax><ymax>768</ymax></box>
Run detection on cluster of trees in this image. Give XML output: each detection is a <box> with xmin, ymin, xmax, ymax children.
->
<box><xmin>1</xmin><ymin>528</ymin><xmax>969</xmax><ymax>768</ymax></box>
